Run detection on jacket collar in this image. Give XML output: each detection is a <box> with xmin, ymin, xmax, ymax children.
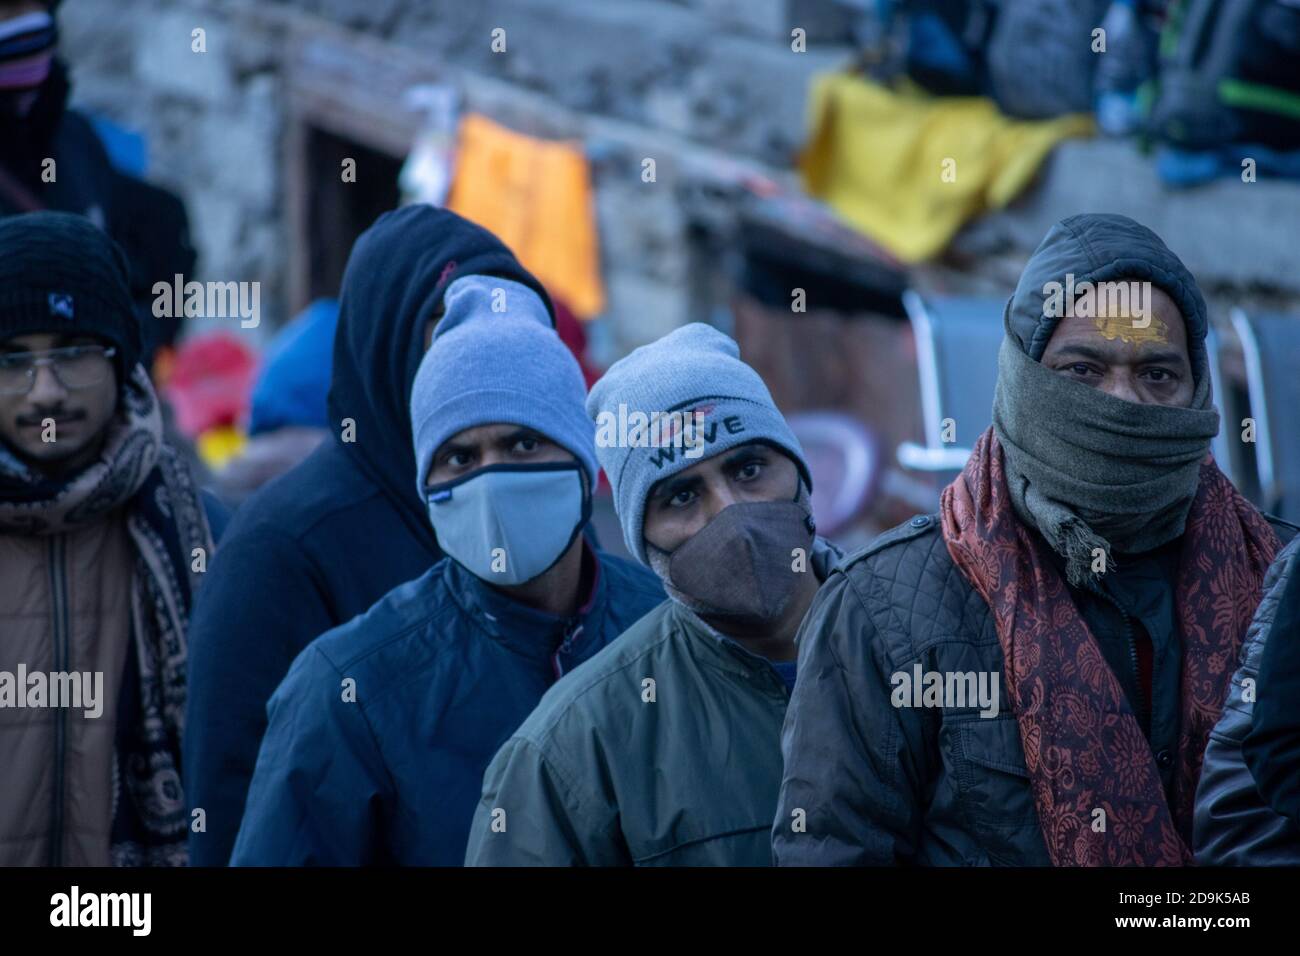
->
<box><xmin>443</xmin><ymin>542</ymin><xmax>606</xmax><ymax>666</ymax></box>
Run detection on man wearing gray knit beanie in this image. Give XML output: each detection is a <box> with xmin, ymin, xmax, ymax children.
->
<box><xmin>231</xmin><ymin>275</ymin><xmax>663</xmax><ymax>866</ymax></box>
<box><xmin>467</xmin><ymin>322</ymin><xmax>841</xmax><ymax>867</ymax></box>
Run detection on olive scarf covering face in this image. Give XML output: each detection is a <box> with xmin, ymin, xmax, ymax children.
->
<box><xmin>991</xmin><ymin>314</ymin><xmax>1220</xmax><ymax>586</ymax></box>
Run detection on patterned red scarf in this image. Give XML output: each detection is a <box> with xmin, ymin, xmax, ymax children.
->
<box><xmin>940</xmin><ymin>429</ymin><xmax>1279</xmax><ymax>865</ymax></box>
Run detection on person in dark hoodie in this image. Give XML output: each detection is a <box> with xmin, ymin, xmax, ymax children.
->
<box><xmin>0</xmin><ymin>1</ymin><xmax>114</xmax><ymax>223</ymax></box>
<box><xmin>229</xmin><ymin>275</ymin><xmax>664</xmax><ymax>865</ymax></box>
<box><xmin>184</xmin><ymin>206</ymin><xmax>556</xmax><ymax>866</ymax></box>
<box><xmin>773</xmin><ymin>213</ymin><xmax>1295</xmax><ymax>867</ymax></box>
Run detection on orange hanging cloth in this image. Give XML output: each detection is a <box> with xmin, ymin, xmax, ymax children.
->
<box><xmin>446</xmin><ymin>113</ymin><xmax>605</xmax><ymax>320</ymax></box>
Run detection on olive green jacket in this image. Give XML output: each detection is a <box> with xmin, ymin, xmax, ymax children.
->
<box><xmin>465</xmin><ymin>538</ymin><xmax>840</xmax><ymax>866</ymax></box>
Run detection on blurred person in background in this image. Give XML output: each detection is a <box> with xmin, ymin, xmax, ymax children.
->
<box><xmin>0</xmin><ymin>212</ymin><xmax>222</xmax><ymax>866</ymax></box>
<box><xmin>773</xmin><ymin>213</ymin><xmax>1295</xmax><ymax>867</ymax></box>
<box><xmin>230</xmin><ymin>278</ymin><xmax>662</xmax><ymax>865</ymax></box>
<box><xmin>1</xmin><ymin>0</ymin><xmax>203</xmax><ymax>495</ymax></box>
<box><xmin>184</xmin><ymin>206</ymin><xmax>556</xmax><ymax>866</ymax></box>
<box><xmin>467</xmin><ymin>323</ymin><xmax>839</xmax><ymax>866</ymax></box>
<box><xmin>0</xmin><ymin>0</ymin><xmax>198</xmax><ymax>374</ymax></box>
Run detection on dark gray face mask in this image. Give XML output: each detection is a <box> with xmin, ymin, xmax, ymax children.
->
<box><xmin>660</xmin><ymin>499</ymin><xmax>815</xmax><ymax>625</ymax></box>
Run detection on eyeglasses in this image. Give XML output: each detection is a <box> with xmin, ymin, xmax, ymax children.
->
<box><xmin>0</xmin><ymin>345</ymin><xmax>117</xmax><ymax>396</ymax></box>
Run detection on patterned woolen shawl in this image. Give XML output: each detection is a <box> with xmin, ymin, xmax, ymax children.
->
<box><xmin>0</xmin><ymin>367</ymin><xmax>213</xmax><ymax>865</ymax></box>
<box><xmin>941</xmin><ymin>429</ymin><xmax>1278</xmax><ymax>865</ymax></box>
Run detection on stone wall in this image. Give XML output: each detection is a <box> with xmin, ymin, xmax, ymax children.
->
<box><xmin>58</xmin><ymin>0</ymin><xmax>854</xmax><ymax>357</ymax></box>
<box><xmin>57</xmin><ymin>0</ymin><xmax>1300</xmax><ymax>359</ymax></box>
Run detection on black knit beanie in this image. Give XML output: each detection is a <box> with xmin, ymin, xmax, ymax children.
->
<box><xmin>0</xmin><ymin>211</ymin><xmax>140</xmax><ymax>375</ymax></box>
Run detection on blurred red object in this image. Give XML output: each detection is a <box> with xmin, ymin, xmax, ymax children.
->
<box><xmin>162</xmin><ymin>332</ymin><xmax>259</xmax><ymax>438</ymax></box>
<box><xmin>552</xmin><ymin>295</ymin><xmax>601</xmax><ymax>389</ymax></box>
<box><xmin>550</xmin><ymin>293</ymin><xmax>610</xmax><ymax>493</ymax></box>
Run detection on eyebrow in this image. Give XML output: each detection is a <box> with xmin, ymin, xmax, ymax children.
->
<box><xmin>647</xmin><ymin>444</ymin><xmax>771</xmax><ymax>502</ymax></box>
<box><xmin>1135</xmin><ymin>348</ymin><xmax>1189</xmax><ymax>366</ymax></box>
<box><xmin>433</xmin><ymin>439</ymin><xmax>475</xmax><ymax>460</ymax></box>
<box><xmin>1053</xmin><ymin>343</ymin><xmax>1187</xmax><ymax>366</ymax></box>
<box><xmin>720</xmin><ymin>444</ymin><xmax>769</xmax><ymax>469</ymax></box>
<box><xmin>0</xmin><ymin>342</ymin><xmax>74</xmax><ymax>355</ymax></box>
<box><xmin>497</xmin><ymin>427</ymin><xmax>543</xmax><ymax>448</ymax></box>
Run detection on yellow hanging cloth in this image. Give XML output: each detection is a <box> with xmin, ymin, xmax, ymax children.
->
<box><xmin>446</xmin><ymin>113</ymin><xmax>605</xmax><ymax>319</ymax></box>
<box><xmin>801</xmin><ymin>74</ymin><xmax>1094</xmax><ymax>262</ymax></box>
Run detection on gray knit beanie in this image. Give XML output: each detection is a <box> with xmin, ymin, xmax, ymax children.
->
<box><xmin>410</xmin><ymin>275</ymin><xmax>597</xmax><ymax>493</ymax></box>
<box><xmin>586</xmin><ymin>322</ymin><xmax>810</xmax><ymax>564</ymax></box>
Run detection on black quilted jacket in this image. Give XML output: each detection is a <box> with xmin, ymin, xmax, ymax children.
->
<box><xmin>772</xmin><ymin>512</ymin><xmax>1295</xmax><ymax>866</ymax></box>
<box><xmin>1195</xmin><ymin>535</ymin><xmax>1300</xmax><ymax>863</ymax></box>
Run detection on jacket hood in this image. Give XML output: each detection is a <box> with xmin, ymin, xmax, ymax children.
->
<box><xmin>1006</xmin><ymin>213</ymin><xmax>1209</xmax><ymax>383</ymax></box>
<box><xmin>326</xmin><ymin>205</ymin><xmax>554</xmax><ymax>543</ymax></box>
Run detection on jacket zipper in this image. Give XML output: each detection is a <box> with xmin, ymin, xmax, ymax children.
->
<box><xmin>48</xmin><ymin>534</ymin><xmax>68</xmax><ymax>867</ymax></box>
<box><xmin>1102</xmin><ymin>590</ymin><xmax>1144</xmax><ymax>723</ymax></box>
<box><xmin>1117</xmin><ymin>604</ymin><xmax>1146</xmax><ymax>729</ymax></box>
<box><xmin>1089</xmin><ymin>582</ymin><xmax>1146</xmax><ymax>728</ymax></box>
<box><xmin>552</xmin><ymin>620</ymin><xmax>583</xmax><ymax>680</ymax></box>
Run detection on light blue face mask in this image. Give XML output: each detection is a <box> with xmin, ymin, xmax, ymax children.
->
<box><xmin>424</xmin><ymin>463</ymin><xmax>589</xmax><ymax>586</ymax></box>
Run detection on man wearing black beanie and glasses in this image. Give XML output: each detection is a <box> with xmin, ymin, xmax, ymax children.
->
<box><xmin>0</xmin><ymin>211</ymin><xmax>221</xmax><ymax>866</ymax></box>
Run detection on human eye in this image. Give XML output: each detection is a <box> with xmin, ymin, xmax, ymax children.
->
<box><xmin>658</xmin><ymin>483</ymin><xmax>696</xmax><ymax>509</ymax></box>
<box><xmin>734</xmin><ymin>454</ymin><xmax>768</xmax><ymax>482</ymax></box>
<box><xmin>669</xmin><ymin>489</ymin><xmax>696</xmax><ymax>508</ymax></box>
<box><xmin>1141</xmin><ymin>367</ymin><xmax>1177</xmax><ymax>384</ymax></box>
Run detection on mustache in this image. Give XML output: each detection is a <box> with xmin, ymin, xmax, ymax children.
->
<box><xmin>15</xmin><ymin>408</ymin><xmax>87</xmax><ymax>427</ymax></box>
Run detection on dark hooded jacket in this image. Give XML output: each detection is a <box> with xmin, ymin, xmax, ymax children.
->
<box><xmin>184</xmin><ymin>207</ymin><xmax>554</xmax><ymax>866</ymax></box>
<box><xmin>772</xmin><ymin>214</ymin><xmax>1293</xmax><ymax>866</ymax></box>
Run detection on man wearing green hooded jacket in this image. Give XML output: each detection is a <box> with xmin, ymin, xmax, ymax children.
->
<box><xmin>466</xmin><ymin>322</ymin><xmax>839</xmax><ymax>866</ymax></box>
<box><xmin>774</xmin><ymin>213</ymin><xmax>1295</xmax><ymax>867</ymax></box>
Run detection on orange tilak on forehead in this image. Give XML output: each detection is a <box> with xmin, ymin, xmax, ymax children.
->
<box><xmin>1092</xmin><ymin>313</ymin><xmax>1170</xmax><ymax>347</ymax></box>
